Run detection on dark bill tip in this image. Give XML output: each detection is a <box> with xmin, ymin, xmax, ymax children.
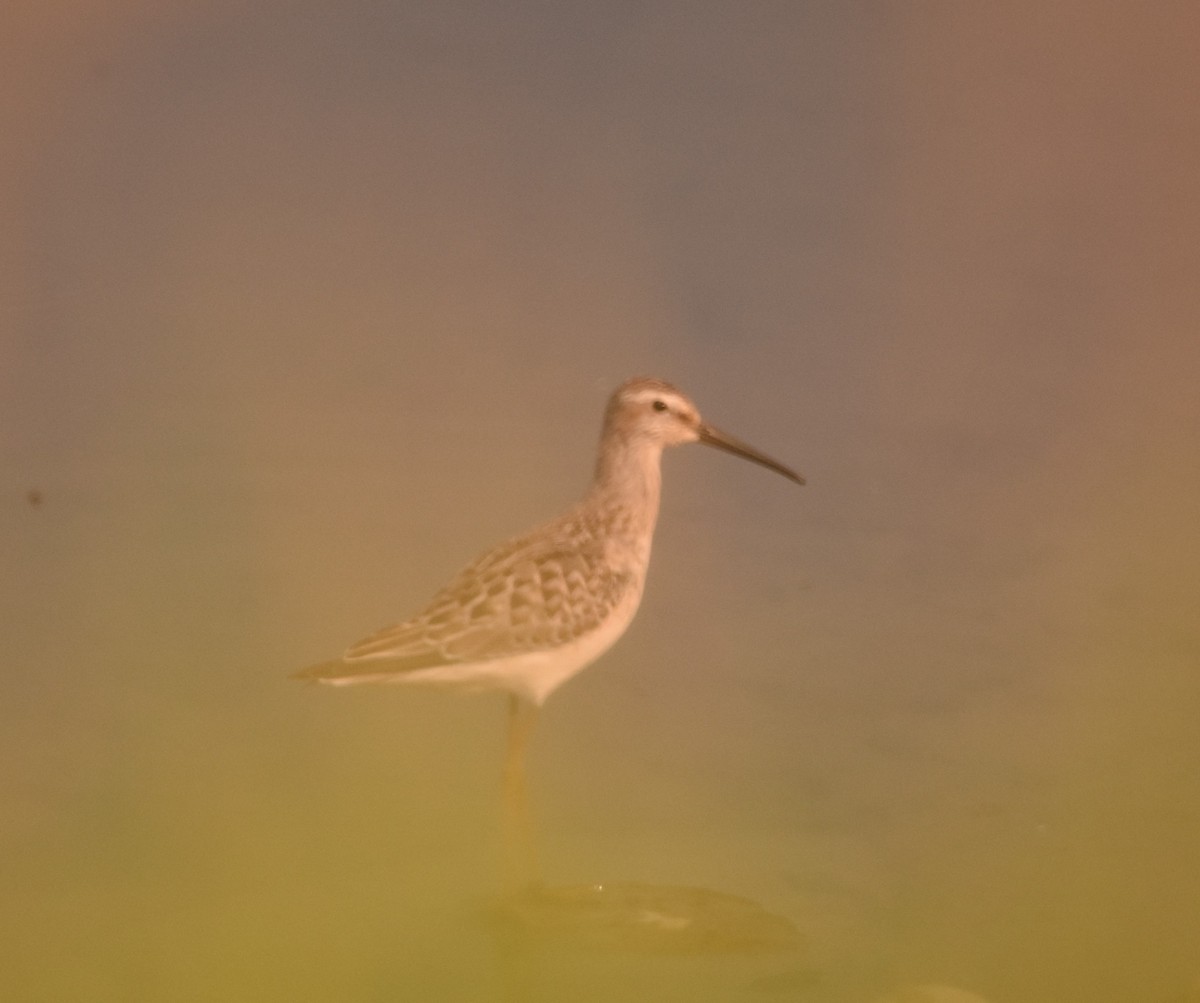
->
<box><xmin>697</xmin><ymin>423</ymin><xmax>805</xmax><ymax>485</ymax></box>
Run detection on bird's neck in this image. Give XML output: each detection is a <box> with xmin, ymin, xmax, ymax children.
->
<box><xmin>588</xmin><ymin>434</ymin><xmax>663</xmax><ymax>544</ymax></box>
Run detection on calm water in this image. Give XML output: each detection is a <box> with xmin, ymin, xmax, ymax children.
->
<box><xmin>3</xmin><ymin>4</ymin><xmax>1198</xmax><ymax>1001</ymax></box>
<box><xmin>4</xmin><ymin>385</ymin><xmax>1197</xmax><ymax>1002</ymax></box>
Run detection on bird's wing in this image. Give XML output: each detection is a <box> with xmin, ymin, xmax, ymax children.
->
<box><xmin>292</xmin><ymin>525</ymin><xmax>634</xmax><ymax>684</ymax></box>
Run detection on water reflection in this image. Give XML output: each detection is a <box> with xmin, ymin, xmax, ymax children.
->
<box><xmin>489</xmin><ymin>881</ymin><xmax>801</xmax><ymax>956</ymax></box>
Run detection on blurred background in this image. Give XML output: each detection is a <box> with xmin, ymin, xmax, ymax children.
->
<box><xmin>3</xmin><ymin>3</ymin><xmax>1198</xmax><ymax>1001</ymax></box>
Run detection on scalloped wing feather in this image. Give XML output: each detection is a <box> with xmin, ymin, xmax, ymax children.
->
<box><xmin>295</xmin><ymin>520</ymin><xmax>635</xmax><ymax>685</ymax></box>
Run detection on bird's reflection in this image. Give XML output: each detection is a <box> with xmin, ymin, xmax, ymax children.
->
<box><xmin>490</xmin><ymin>881</ymin><xmax>802</xmax><ymax>956</ymax></box>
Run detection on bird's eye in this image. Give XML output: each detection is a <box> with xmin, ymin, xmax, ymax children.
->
<box><xmin>652</xmin><ymin>400</ymin><xmax>668</xmax><ymax>412</ymax></box>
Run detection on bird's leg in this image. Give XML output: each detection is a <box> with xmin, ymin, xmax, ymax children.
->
<box><xmin>502</xmin><ymin>693</ymin><xmax>539</xmax><ymax>890</ymax></box>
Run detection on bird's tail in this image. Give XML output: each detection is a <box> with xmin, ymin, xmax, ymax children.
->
<box><xmin>290</xmin><ymin>659</ymin><xmax>404</xmax><ymax>686</ymax></box>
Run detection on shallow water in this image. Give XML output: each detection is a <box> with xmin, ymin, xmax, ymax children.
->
<box><xmin>3</xmin><ymin>4</ymin><xmax>1199</xmax><ymax>1001</ymax></box>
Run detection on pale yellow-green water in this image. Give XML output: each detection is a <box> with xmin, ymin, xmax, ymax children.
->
<box><xmin>3</xmin><ymin>4</ymin><xmax>1198</xmax><ymax>1001</ymax></box>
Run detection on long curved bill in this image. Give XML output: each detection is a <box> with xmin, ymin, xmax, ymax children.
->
<box><xmin>697</xmin><ymin>423</ymin><xmax>805</xmax><ymax>485</ymax></box>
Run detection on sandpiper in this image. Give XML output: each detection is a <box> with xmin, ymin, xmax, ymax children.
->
<box><xmin>297</xmin><ymin>379</ymin><xmax>806</xmax><ymax>878</ymax></box>
<box><xmin>294</xmin><ymin>377</ymin><xmax>803</xmax><ymax>761</ymax></box>
<box><xmin>297</xmin><ymin>376</ymin><xmax>806</xmax><ymax>815</ymax></box>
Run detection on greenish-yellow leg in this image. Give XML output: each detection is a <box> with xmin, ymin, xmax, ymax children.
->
<box><xmin>502</xmin><ymin>694</ymin><xmax>539</xmax><ymax>889</ymax></box>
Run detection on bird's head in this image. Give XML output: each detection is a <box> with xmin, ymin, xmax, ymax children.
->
<box><xmin>603</xmin><ymin>376</ymin><xmax>804</xmax><ymax>485</ymax></box>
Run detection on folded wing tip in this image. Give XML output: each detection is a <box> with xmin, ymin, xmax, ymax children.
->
<box><xmin>290</xmin><ymin>660</ymin><xmax>349</xmax><ymax>683</ymax></box>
